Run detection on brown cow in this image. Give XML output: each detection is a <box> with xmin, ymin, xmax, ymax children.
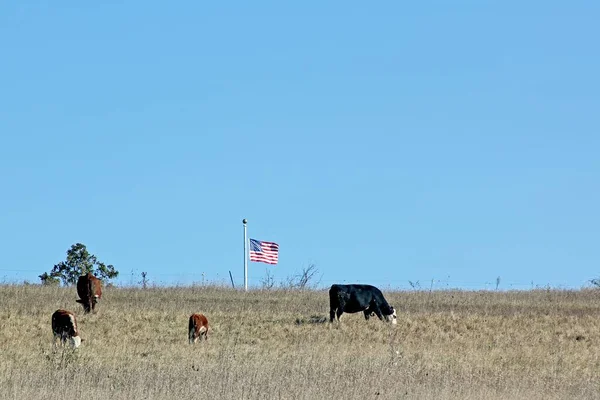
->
<box><xmin>52</xmin><ymin>309</ymin><xmax>82</xmax><ymax>348</ymax></box>
<box><xmin>76</xmin><ymin>273</ymin><xmax>102</xmax><ymax>313</ymax></box>
<box><xmin>189</xmin><ymin>313</ymin><xmax>209</xmax><ymax>344</ymax></box>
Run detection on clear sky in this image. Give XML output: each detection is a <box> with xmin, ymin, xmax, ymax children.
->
<box><xmin>1</xmin><ymin>2</ymin><xmax>599</xmax><ymax>290</ymax></box>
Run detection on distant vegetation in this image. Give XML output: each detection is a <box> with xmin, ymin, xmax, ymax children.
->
<box><xmin>0</xmin><ymin>284</ymin><xmax>599</xmax><ymax>399</ymax></box>
<box><xmin>38</xmin><ymin>243</ymin><xmax>119</xmax><ymax>286</ymax></box>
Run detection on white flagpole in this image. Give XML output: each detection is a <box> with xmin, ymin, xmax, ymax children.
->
<box><xmin>243</xmin><ymin>218</ymin><xmax>248</xmax><ymax>291</ymax></box>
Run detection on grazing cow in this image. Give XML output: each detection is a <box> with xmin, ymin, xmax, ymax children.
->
<box><xmin>76</xmin><ymin>273</ymin><xmax>102</xmax><ymax>313</ymax></box>
<box><xmin>51</xmin><ymin>309</ymin><xmax>82</xmax><ymax>348</ymax></box>
<box><xmin>329</xmin><ymin>284</ymin><xmax>397</xmax><ymax>324</ymax></box>
<box><xmin>189</xmin><ymin>313</ymin><xmax>209</xmax><ymax>343</ymax></box>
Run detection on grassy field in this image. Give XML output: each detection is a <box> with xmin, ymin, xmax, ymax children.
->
<box><xmin>0</xmin><ymin>284</ymin><xmax>599</xmax><ymax>399</ymax></box>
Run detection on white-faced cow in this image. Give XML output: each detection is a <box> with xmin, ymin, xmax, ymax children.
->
<box><xmin>189</xmin><ymin>313</ymin><xmax>209</xmax><ymax>343</ymax></box>
<box><xmin>51</xmin><ymin>309</ymin><xmax>82</xmax><ymax>348</ymax></box>
<box><xmin>329</xmin><ymin>284</ymin><xmax>397</xmax><ymax>324</ymax></box>
<box><xmin>76</xmin><ymin>273</ymin><xmax>102</xmax><ymax>313</ymax></box>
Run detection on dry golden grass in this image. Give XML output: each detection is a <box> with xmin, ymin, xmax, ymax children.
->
<box><xmin>1</xmin><ymin>284</ymin><xmax>599</xmax><ymax>399</ymax></box>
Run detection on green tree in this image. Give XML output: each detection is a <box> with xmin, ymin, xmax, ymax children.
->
<box><xmin>38</xmin><ymin>272</ymin><xmax>60</xmax><ymax>286</ymax></box>
<box><xmin>40</xmin><ymin>243</ymin><xmax>119</xmax><ymax>286</ymax></box>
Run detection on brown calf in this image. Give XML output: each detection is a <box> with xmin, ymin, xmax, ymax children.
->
<box><xmin>76</xmin><ymin>273</ymin><xmax>103</xmax><ymax>313</ymax></box>
<box><xmin>189</xmin><ymin>313</ymin><xmax>209</xmax><ymax>344</ymax></box>
<box><xmin>52</xmin><ymin>309</ymin><xmax>82</xmax><ymax>348</ymax></box>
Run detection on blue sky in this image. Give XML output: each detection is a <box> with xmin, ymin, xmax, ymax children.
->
<box><xmin>1</xmin><ymin>2</ymin><xmax>598</xmax><ymax>290</ymax></box>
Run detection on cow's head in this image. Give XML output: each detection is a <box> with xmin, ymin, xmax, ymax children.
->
<box><xmin>70</xmin><ymin>335</ymin><xmax>82</xmax><ymax>348</ymax></box>
<box><xmin>384</xmin><ymin>307</ymin><xmax>397</xmax><ymax>325</ymax></box>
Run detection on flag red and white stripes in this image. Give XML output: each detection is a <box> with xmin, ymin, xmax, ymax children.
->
<box><xmin>249</xmin><ymin>238</ymin><xmax>279</xmax><ymax>265</ymax></box>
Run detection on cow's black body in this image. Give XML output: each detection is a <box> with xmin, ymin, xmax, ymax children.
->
<box><xmin>329</xmin><ymin>284</ymin><xmax>395</xmax><ymax>323</ymax></box>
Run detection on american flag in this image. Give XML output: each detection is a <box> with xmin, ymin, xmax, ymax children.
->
<box><xmin>249</xmin><ymin>238</ymin><xmax>279</xmax><ymax>265</ymax></box>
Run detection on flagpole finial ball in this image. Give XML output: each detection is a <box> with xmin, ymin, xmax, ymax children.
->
<box><xmin>242</xmin><ymin>219</ymin><xmax>247</xmax><ymax>224</ymax></box>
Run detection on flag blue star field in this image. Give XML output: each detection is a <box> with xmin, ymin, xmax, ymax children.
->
<box><xmin>249</xmin><ymin>239</ymin><xmax>279</xmax><ymax>265</ymax></box>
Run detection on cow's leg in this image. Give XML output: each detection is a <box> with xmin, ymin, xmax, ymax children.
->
<box><xmin>80</xmin><ymin>299</ymin><xmax>91</xmax><ymax>313</ymax></box>
<box><xmin>336</xmin><ymin>308</ymin><xmax>344</xmax><ymax>322</ymax></box>
<box><xmin>76</xmin><ymin>298</ymin><xmax>88</xmax><ymax>313</ymax></box>
<box><xmin>363</xmin><ymin>309</ymin><xmax>371</xmax><ymax>320</ymax></box>
<box><xmin>372</xmin><ymin>305</ymin><xmax>384</xmax><ymax>321</ymax></box>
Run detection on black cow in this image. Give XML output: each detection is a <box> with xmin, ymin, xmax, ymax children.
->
<box><xmin>329</xmin><ymin>284</ymin><xmax>397</xmax><ymax>324</ymax></box>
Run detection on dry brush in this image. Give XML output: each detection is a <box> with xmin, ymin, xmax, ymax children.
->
<box><xmin>0</xmin><ymin>284</ymin><xmax>599</xmax><ymax>399</ymax></box>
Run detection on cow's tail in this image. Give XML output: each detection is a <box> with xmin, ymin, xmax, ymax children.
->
<box><xmin>88</xmin><ymin>275</ymin><xmax>93</xmax><ymax>300</ymax></box>
<box><xmin>328</xmin><ymin>286</ymin><xmax>338</xmax><ymax>322</ymax></box>
<box><xmin>87</xmin><ymin>275</ymin><xmax>94</xmax><ymax>311</ymax></box>
<box><xmin>188</xmin><ymin>317</ymin><xmax>195</xmax><ymax>343</ymax></box>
